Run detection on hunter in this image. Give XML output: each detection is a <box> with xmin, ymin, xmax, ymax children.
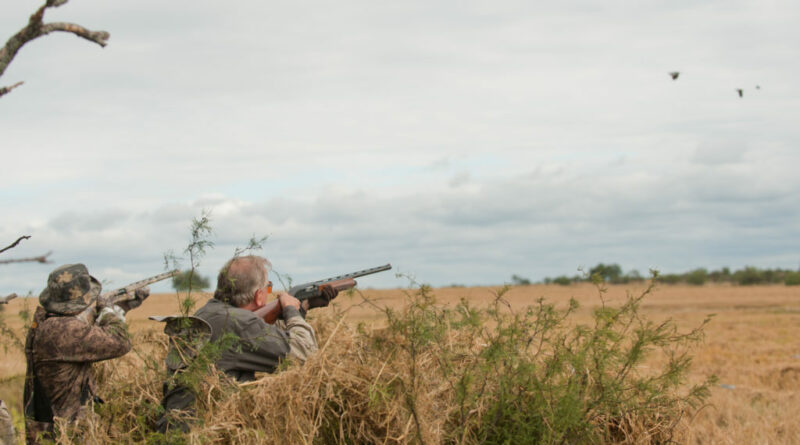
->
<box><xmin>157</xmin><ymin>255</ymin><xmax>335</xmax><ymax>432</ymax></box>
<box><xmin>23</xmin><ymin>264</ymin><xmax>146</xmax><ymax>443</ymax></box>
<box><xmin>198</xmin><ymin>255</ymin><xmax>327</xmax><ymax>376</ymax></box>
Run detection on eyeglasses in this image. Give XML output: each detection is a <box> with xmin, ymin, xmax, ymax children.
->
<box><xmin>265</xmin><ymin>281</ymin><xmax>273</xmax><ymax>293</ymax></box>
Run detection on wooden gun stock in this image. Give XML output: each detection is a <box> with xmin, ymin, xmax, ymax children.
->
<box><xmin>253</xmin><ymin>300</ymin><xmax>282</xmax><ymax>325</ymax></box>
<box><xmin>254</xmin><ymin>279</ymin><xmax>356</xmax><ymax>325</ymax></box>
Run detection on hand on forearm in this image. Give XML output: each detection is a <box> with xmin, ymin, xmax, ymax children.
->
<box><xmin>117</xmin><ymin>286</ymin><xmax>150</xmax><ymax>312</ymax></box>
<box><xmin>277</xmin><ymin>292</ymin><xmax>301</xmax><ymax>310</ymax></box>
<box><xmin>306</xmin><ymin>285</ymin><xmax>338</xmax><ymax>309</ymax></box>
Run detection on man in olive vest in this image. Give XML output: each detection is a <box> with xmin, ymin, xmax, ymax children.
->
<box><xmin>156</xmin><ymin>255</ymin><xmax>335</xmax><ymax>432</ymax></box>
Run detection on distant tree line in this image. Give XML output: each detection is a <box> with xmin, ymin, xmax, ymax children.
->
<box><xmin>171</xmin><ymin>269</ymin><xmax>211</xmax><ymax>291</ymax></box>
<box><xmin>512</xmin><ymin>263</ymin><xmax>800</xmax><ymax>287</ymax></box>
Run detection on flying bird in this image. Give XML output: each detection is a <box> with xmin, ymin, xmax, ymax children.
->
<box><xmin>736</xmin><ymin>89</ymin><xmax>743</xmax><ymax>98</ymax></box>
<box><xmin>669</xmin><ymin>71</ymin><xmax>680</xmax><ymax>80</ymax></box>
<box><xmin>756</xmin><ymin>85</ymin><xmax>761</xmax><ymax>90</ymax></box>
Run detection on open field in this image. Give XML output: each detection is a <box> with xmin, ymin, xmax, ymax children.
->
<box><xmin>2</xmin><ymin>283</ymin><xmax>800</xmax><ymax>443</ymax></box>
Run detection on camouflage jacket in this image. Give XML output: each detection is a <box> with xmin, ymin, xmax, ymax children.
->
<box><xmin>194</xmin><ymin>298</ymin><xmax>318</xmax><ymax>382</ymax></box>
<box><xmin>24</xmin><ymin>306</ymin><xmax>131</xmax><ymax>422</ymax></box>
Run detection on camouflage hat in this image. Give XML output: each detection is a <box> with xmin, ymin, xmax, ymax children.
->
<box><xmin>39</xmin><ymin>264</ymin><xmax>102</xmax><ymax>315</ymax></box>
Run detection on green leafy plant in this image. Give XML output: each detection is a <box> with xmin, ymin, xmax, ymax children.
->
<box><xmin>164</xmin><ymin>210</ymin><xmax>215</xmax><ymax>316</ymax></box>
<box><xmin>351</xmin><ymin>272</ymin><xmax>716</xmax><ymax>444</ymax></box>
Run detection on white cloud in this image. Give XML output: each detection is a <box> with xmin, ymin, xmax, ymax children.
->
<box><xmin>692</xmin><ymin>139</ymin><xmax>748</xmax><ymax>165</ymax></box>
<box><xmin>2</xmin><ymin>0</ymin><xmax>799</xmax><ymax>293</ymax></box>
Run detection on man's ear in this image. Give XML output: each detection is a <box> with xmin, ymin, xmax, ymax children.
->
<box><xmin>254</xmin><ymin>289</ymin><xmax>267</xmax><ymax>308</ymax></box>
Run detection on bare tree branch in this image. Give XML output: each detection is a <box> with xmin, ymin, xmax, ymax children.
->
<box><xmin>0</xmin><ymin>0</ymin><xmax>110</xmax><ymax>97</ymax></box>
<box><xmin>0</xmin><ymin>235</ymin><xmax>31</xmax><ymax>255</ymax></box>
<box><xmin>0</xmin><ymin>237</ymin><xmax>51</xmax><ymax>265</ymax></box>
<box><xmin>0</xmin><ymin>80</ymin><xmax>24</xmax><ymax>98</ymax></box>
<box><xmin>0</xmin><ymin>251</ymin><xmax>52</xmax><ymax>265</ymax></box>
<box><xmin>39</xmin><ymin>22</ymin><xmax>110</xmax><ymax>47</ymax></box>
<box><xmin>0</xmin><ymin>294</ymin><xmax>18</xmax><ymax>304</ymax></box>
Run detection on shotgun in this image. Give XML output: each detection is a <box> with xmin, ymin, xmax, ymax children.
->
<box><xmin>254</xmin><ymin>264</ymin><xmax>392</xmax><ymax>324</ymax></box>
<box><xmin>76</xmin><ymin>269</ymin><xmax>180</xmax><ymax>323</ymax></box>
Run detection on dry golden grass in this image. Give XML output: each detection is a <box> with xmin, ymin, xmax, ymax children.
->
<box><xmin>2</xmin><ymin>283</ymin><xmax>799</xmax><ymax>443</ymax></box>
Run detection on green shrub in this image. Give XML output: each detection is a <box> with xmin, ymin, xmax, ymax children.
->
<box><xmin>589</xmin><ymin>263</ymin><xmax>623</xmax><ymax>283</ymax></box>
<box><xmin>511</xmin><ymin>274</ymin><xmax>532</xmax><ymax>286</ymax></box>
<box><xmin>785</xmin><ymin>271</ymin><xmax>800</xmax><ymax>286</ymax></box>
<box><xmin>379</xmin><ymin>277</ymin><xmax>715</xmax><ymax>444</ymax></box>
<box><xmin>623</xmin><ymin>269</ymin><xmax>646</xmax><ymax>283</ymax></box>
<box><xmin>657</xmin><ymin>273</ymin><xmax>682</xmax><ymax>285</ymax></box>
<box><xmin>708</xmin><ymin>267</ymin><xmax>731</xmax><ymax>283</ymax></box>
<box><xmin>551</xmin><ymin>275</ymin><xmax>573</xmax><ymax>286</ymax></box>
<box><xmin>171</xmin><ymin>269</ymin><xmax>211</xmax><ymax>292</ymax></box>
<box><xmin>732</xmin><ymin>266</ymin><xmax>764</xmax><ymax>285</ymax></box>
<box><xmin>685</xmin><ymin>268</ymin><xmax>708</xmax><ymax>286</ymax></box>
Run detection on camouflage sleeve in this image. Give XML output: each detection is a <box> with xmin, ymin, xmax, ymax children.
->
<box><xmin>280</xmin><ymin>306</ymin><xmax>318</xmax><ymax>363</ymax></box>
<box><xmin>39</xmin><ymin>316</ymin><xmax>132</xmax><ymax>363</ymax></box>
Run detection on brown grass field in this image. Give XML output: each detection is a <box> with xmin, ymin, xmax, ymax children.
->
<box><xmin>2</xmin><ymin>283</ymin><xmax>799</xmax><ymax>443</ymax></box>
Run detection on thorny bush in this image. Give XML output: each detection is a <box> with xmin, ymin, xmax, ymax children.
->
<box><xmin>52</xmin><ymin>274</ymin><xmax>713</xmax><ymax>444</ymax></box>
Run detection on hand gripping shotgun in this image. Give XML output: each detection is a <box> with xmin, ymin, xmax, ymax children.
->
<box><xmin>254</xmin><ymin>263</ymin><xmax>392</xmax><ymax>324</ymax></box>
<box><xmin>77</xmin><ymin>269</ymin><xmax>180</xmax><ymax>323</ymax></box>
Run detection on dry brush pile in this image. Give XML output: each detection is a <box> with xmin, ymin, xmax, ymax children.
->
<box><xmin>55</xmin><ymin>279</ymin><xmax>714</xmax><ymax>444</ymax></box>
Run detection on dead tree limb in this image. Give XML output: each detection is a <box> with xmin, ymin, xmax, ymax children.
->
<box><xmin>0</xmin><ymin>251</ymin><xmax>52</xmax><ymax>265</ymax></box>
<box><xmin>0</xmin><ymin>81</ymin><xmax>24</xmax><ymax>98</ymax></box>
<box><xmin>0</xmin><ymin>235</ymin><xmax>31</xmax><ymax>255</ymax></box>
<box><xmin>0</xmin><ymin>0</ymin><xmax>110</xmax><ymax>98</ymax></box>
<box><xmin>0</xmin><ymin>237</ymin><xmax>51</xmax><ymax>264</ymax></box>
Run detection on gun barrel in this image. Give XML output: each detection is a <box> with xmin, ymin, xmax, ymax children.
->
<box><xmin>101</xmin><ymin>269</ymin><xmax>180</xmax><ymax>302</ymax></box>
<box><xmin>306</xmin><ymin>264</ymin><xmax>392</xmax><ymax>286</ymax></box>
<box><xmin>288</xmin><ymin>264</ymin><xmax>392</xmax><ymax>298</ymax></box>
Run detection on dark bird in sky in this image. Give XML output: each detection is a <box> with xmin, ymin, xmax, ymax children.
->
<box><xmin>669</xmin><ymin>71</ymin><xmax>680</xmax><ymax>80</ymax></box>
<box><xmin>736</xmin><ymin>89</ymin><xmax>743</xmax><ymax>98</ymax></box>
<box><xmin>756</xmin><ymin>85</ymin><xmax>761</xmax><ymax>90</ymax></box>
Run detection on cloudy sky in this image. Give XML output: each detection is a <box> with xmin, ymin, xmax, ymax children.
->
<box><xmin>2</xmin><ymin>0</ymin><xmax>799</xmax><ymax>294</ymax></box>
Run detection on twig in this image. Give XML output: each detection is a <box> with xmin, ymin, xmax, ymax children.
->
<box><xmin>0</xmin><ymin>251</ymin><xmax>52</xmax><ymax>265</ymax></box>
<box><xmin>0</xmin><ymin>81</ymin><xmax>23</xmax><ymax>98</ymax></box>
<box><xmin>0</xmin><ymin>235</ymin><xmax>30</xmax><ymax>254</ymax></box>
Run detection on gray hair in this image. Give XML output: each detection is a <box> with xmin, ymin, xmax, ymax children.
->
<box><xmin>214</xmin><ymin>255</ymin><xmax>271</xmax><ymax>307</ymax></box>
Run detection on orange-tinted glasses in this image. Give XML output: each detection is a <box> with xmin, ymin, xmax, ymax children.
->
<box><xmin>265</xmin><ymin>281</ymin><xmax>273</xmax><ymax>293</ymax></box>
